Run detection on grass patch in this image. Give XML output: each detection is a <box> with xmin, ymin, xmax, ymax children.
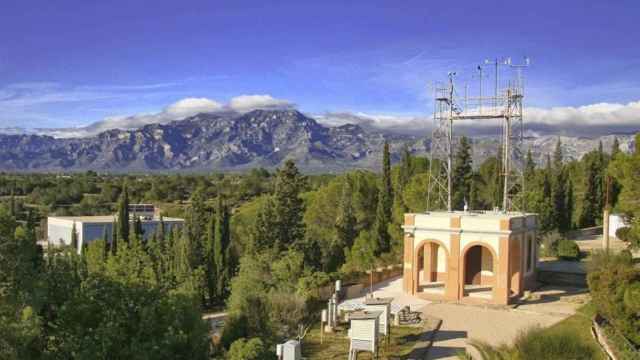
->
<box><xmin>301</xmin><ymin>323</ymin><xmax>426</xmax><ymax>359</ymax></box>
<box><xmin>544</xmin><ymin>303</ymin><xmax>607</xmax><ymax>360</ymax></box>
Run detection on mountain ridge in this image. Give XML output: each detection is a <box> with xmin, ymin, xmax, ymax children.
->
<box><xmin>0</xmin><ymin>110</ymin><xmax>634</xmax><ymax>173</ymax></box>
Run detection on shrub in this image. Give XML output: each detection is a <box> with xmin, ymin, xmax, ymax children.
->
<box><xmin>557</xmin><ymin>239</ymin><xmax>580</xmax><ymax>260</ymax></box>
<box><xmin>227</xmin><ymin>337</ymin><xmax>274</xmax><ymax>360</ymax></box>
<box><xmin>588</xmin><ymin>251</ymin><xmax>640</xmax><ymax>346</ymax></box>
<box><xmin>540</xmin><ymin>231</ymin><xmax>562</xmax><ymax>257</ymax></box>
<box><xmin>463</xmin><ymin>326</ymin><xmax>596</xmax><ymax>360</ymax></box>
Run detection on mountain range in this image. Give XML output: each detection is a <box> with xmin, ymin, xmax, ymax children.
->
<box><xmin>0</xmin><ymin>110</ymin><xmax>635</xmax><ymax>173</ymax></box>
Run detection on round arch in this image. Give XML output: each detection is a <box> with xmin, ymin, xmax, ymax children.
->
<box><xmin>460</xmin><ymin>242</ymin><xmax>499</xmax><ymax>291</ymax></box>
<box><xmin>413</xmin><ymin>239</ymin><xmax>450</xmax><ymax>294</ymax></box>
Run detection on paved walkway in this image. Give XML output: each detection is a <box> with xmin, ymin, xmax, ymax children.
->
<box><xmin>422</xmin><ymin>285</ymin><xmax>587</xmax><ymax>359</ymax></box>
<box><xmin>338</xmin><ymin>276</ymin><xmax>429</xmax><ymax>315</ymax></box>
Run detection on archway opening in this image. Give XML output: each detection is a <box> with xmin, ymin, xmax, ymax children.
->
<box><xmin>415</xmin><ymin>242</ymin><xmax>447</xmax><ymax>295</ymax></box>
<box><xmin>463</xmin><ymin>245</ymin><xmax>494</xmax><ymax>299</ymax></box>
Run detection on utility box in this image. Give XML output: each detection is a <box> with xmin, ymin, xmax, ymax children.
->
<box><xmin>364</xmin><ymin>297</ymin><xmax>392</xmax><ymax>336</ymax></box>
<box><xmin>282</xmin><ymin>339</ymin><xmax>301</xmax><ymax>360</ymax></box>
<box><xmin>348</xmin><ymin>310</ymin><xmax>381</xmax><ymax>360</ymax></box>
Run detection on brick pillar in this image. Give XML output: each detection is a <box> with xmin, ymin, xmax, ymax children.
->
<box><xmin>510</xmin><ymin>235</ymin><xmax>522</xmax><ymax>296</ymax></box>
<box><xmin>403</xmin><ymin>233</ymin><xmax>414</xmax><ymax>294</ymax></box>
<box><xmin>447</xmin><ymin>234</ymin><xmax>461</xmax><ymax>301</ymax></box>
<box><xmin>495</xmin><ymin>235</ymin><xmax>511</xmax><ymax>305</ymax></box>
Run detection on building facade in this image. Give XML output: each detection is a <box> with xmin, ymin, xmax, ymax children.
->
<box><xmin>47</xmin><ymin>215</ymin><xmax>184</xmax><ymax>253</ymax></box>
<box><xmin>402</xmin><ymin>211</ymin><xmax>538</xmax><ymax>305</ymax></box>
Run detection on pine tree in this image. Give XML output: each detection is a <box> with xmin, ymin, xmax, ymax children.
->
<box><xmin>251</xmin><ymin>196</ymin><xmax>279</xmax><ymax>252</ymax></box>
<box><xmin>273</xmin><ymin>160</ymin><xmax>306</xmax><ymax>251</ymax></box>
<box><xmin>453</xmin><ymin>136</ymin><xmax>473</xmax><ymax>210</ymax></box>
<box><xmin>116</xmin><ymin>183</ymin><xmax>130</xmax><ymax>244</ymax></box>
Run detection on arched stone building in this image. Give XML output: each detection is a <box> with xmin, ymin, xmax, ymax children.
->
<box><xmin>402</xmin><ymin>211</ymin><xmax>538</xmax><ymax>305</ymax></box>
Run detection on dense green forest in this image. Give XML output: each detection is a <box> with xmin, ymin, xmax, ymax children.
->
<box><xmin>1</xmin><ymin>134</ymin><xmax>638</xmax><ymax>358</ymax></box>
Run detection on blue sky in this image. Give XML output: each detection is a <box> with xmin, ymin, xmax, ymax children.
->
<box><xmin>1</xmin><ymin>0</ymin><xmax>640</xmax><ymax>132</ymax></box>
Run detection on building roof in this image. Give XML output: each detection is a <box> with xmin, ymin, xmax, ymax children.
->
<box><xmin>409</xmin><ymin>210</ymin><xmax>536</xmax><ymax>220</ymax></box>
<box><xmin>364</xmin><ymin>297</ymin><xmax>393</xmax><ymax>305</ymax></box>
<box><xmin>349</xmin><ymin>310</ymin><xmax>383</xmax><ymax>320</ymax></box>
<box><xmin>48</xmin><ymin>215</ymin><xmax>183</xmax><ymax>223</ymax></box>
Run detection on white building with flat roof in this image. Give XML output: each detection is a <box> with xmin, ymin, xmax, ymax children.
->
<box><xmin>47</xmin><ymin>215</ymin><xmax>183</xmax><ymax>253</ymax></box>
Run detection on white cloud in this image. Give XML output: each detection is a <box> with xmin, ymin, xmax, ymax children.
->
<box><xmin>316</xmin><ymin>101</ymin><xmax>640</xmax><ymax>137</ymax></box>
<box><xmin>165</xmin><ymin>97</ymin><xmax>223</xmax><ymax>117</ymax></box>
<box><xmin>228</xmin><ymin>94</ymin><xmax>294</xmax><ymax>112</ymax></box>
<box><xmin>28</xmin><ymin>95</ymin><xmax>296</xmax><ymax>138</ymax></box>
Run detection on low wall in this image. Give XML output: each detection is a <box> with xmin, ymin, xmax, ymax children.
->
<box><xmin>341</xmin><ymin>265</ymin><xmax>403</xmax><ymax>300</ymax></box>
<box><xmin>537</xmin><ymin>270</ymin><xmax>587</xmax><ymax>287</ymax></box>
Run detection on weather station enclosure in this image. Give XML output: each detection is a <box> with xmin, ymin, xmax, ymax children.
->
<box><xmin>348</xmin><ymin>310</ymin><xmax>382</xmax><ymax>360</ymax></box>
<box><xmin>402</xmin><ymin>211</ymin><xmax>537</xmax><ymax>305</ymax></box>
<box><xmin>363</xmin><ymin>297</ymin><xmax>392</xmax><ymax>336</ymax></box>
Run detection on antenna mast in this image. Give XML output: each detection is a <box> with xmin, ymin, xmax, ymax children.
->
<box><xmin>427</xmin><ymin>57</ymin><xmax>530</xmax><ymax>213</ymax></box>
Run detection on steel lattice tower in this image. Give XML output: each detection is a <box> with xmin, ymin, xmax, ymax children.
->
<box><xmin>427</xmin><ymin>58</ymin><xmax>529</xmax><ymax>213</ymax></box>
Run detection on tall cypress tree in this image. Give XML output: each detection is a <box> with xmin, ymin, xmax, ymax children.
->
<box><xmin>116</xmin><ymin>183</ymin><xmax>130</xmax><ymax>244</ymax></box>
<box><xmin>566</xmin><ymin>179</ymin><xmax>574</xmax><ymax>230</ymax></box>
<box><xmin>373</xmin><ymin>142</ymin><xmax>393</xmax><ymax>254</ymax></box>
<box><xmin>579</xmin><ymin>158</ymin><xmax>599</xmax><ymax>228</ymax></box>
<box><xmin>611</xmin><ymin>137</ymin><xmax>621</xmax><ymax>159</ymax></box>
<box><xmin>525</xmin><ymin>149</ymin><xmax>536</xmax><ymax>179</ymax></box>
<box><xmin>71</xmin><ymin>221</ymin><xmax>79</xmax><ymax>251</ymax></box>
<box><xmin>334</xmin><ymin>179</ymin><xmax>357</xmax><ymax>270</ymax></box>
<box><xmin>398</xmin><ymin>145</ymin><xmax>412</xmax><ymax>193</ymax></box>
<box><xmin>213</xmin><ymin>196</ymin><xmax>230</xmax><ymax>301</ymax></box>
<box><xmin>552</xmin><ymin>139</ymin><xmax>568</xmax><ymax>232</ymax></box>
<box><xmin>111</xmin><ymin>219</ymin><xmax>118</xmax><ymax>255</ymax></box>
<box><xmin>453</xmin><ymin>136</ymin><xmax>473</xmax><ymax>210</ymax></box>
